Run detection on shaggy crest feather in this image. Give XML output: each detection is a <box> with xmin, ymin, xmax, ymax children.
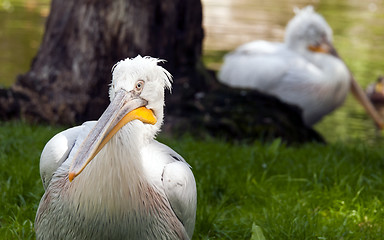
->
<box><xmin>110</xmin><ymin>55</ymin><xmax>172</xmax><ymax>101</ymax></box>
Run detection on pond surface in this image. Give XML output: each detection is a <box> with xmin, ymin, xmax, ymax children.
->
<box><xmin>1</xmin><ymin>0</ymin><xmax>384</xmax><ymax>143</ymax></box>
<box><xmin>0</xmin><ymin>0</ymin><xmax>49</xmax><ymax>86</ymax></box>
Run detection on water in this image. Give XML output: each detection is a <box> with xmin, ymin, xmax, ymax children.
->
<box><xmin>1</xmin><ymin>0</ymin><xmax>384</xmax><ymax>143</ymax></box>
<box><xmin>0</xmin><ymin>0</ymin><xmax>49</xmax><ymax>86</ymax></box>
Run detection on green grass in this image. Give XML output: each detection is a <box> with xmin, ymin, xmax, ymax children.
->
<box><xmin>165</xmin><ymin>137</ymin><xmax>384</xmax><ymax>239</ymax></box>
<box><xmin>0</xmin><ymin>121</ymin><xmax>64</xmax><ymax>239</ymax></box>
<box><xmin>1</xmin><ymin>121</ymin><xmax>384</xmax><ymax>239</ymax></box>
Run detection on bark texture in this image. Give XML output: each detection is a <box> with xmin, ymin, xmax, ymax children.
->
<box><xmin>0</xmin><ymin>0</ymin><xmax>204</xmax><ymax>124</ymax></box>
<box><xmin>0</xmin><ymin>0</ymin><xmax>323</xmax><ymax>143</ymax></box>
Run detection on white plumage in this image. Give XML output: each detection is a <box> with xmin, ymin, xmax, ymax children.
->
<box><xmin>219</xmin><ymin>6</ymin><xmax>372</xmax><ymax>126</ymax></box>
<box><xmin>35</xmin><ymin>56</ymin><xmax>197</xmax><ymax>240</ymax></box>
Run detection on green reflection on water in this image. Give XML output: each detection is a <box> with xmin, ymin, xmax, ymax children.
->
<box><xmin>0</xmin><ymin>0</ymin><xmax>49</xmax><ymax>87</ymax></box>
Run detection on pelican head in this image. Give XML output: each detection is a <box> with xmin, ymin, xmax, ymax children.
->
<box><xmin>285</xmin><ymin>6</ymin><xmax>336</xmax><ymax>57</ymax></box>
<box><xmin>68</xmin><ymin>55</ymin><xmax>172</xmax><ymax>181</ymax></box>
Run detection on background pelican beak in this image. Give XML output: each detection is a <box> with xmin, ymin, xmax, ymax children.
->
<box><xmin>68</xmin><ymin>89</ymin><xmax>157</xmax><ymax>182</ymax></box>
<box><xmin>308</xmin><ymin>37</ymin><xmax>339</xmax><ymax>58</ymax></box>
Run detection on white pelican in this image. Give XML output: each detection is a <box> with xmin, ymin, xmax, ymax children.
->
<box><xmin>218</xmin><ymin>6</ymin><xmax>384</xmax><ymax>128</ymax></box>
<box><xmin>35</xmin><ymin>56</ymin><xmax>197</xmax><ymax>240</ymax></box>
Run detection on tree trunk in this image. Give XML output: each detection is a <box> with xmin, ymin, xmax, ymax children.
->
<box><xmin>0</xmin><ymin>0</ymin><xmax>204</xmax><ymax>124</ymax></box>
<box><xmin>0</xmin><ymin>0</ymin><xmax>323</xmax><ymax>144</ymax></box>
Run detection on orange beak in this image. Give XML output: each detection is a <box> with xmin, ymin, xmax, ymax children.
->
<box><xmin>68</xmin><ymin>89</ymin><xmax>157</xmax><ymax>182</ymax></box>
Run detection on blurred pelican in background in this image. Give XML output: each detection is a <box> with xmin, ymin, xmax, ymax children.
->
<box><xmin>219</xmin><ymin>6</ymin><xmax>383</xmax><ymax>128</ymax></box>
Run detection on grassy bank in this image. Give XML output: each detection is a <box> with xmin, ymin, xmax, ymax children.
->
<box><xmin>0</xmin><ymin>121</ymin><xmax>383</xmax><ymax>239</ymax></box>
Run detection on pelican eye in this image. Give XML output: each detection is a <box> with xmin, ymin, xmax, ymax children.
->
<box><xmin>135</xmin><ymin>80</ymin><xmax>145</xmax><ymax>93</ymax></box>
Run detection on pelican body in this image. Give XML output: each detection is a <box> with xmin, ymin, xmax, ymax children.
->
<box><xmin>35</xmin><ymin>56</ymin><xmax>197</xmax><ymax>240</ymax></box>
<box><xmin>218</xmin><ymin>6</ymin><xmax>379</xmax><ymax>126</ymax></box>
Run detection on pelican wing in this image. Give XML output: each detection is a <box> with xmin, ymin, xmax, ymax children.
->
<box><xmin>39</xmin><ymin>121</ymin><xmax>97</xmax><ymax>189</ymax></box>
<box><xmin>141</xmin><ymin>141</ymin><xmax>197</xmax><ymax>239</ymax></box>
<box><xmin>218</xmin><ymin>40</ymin><xmax>291</xmax><ymax>90</ymax></box>
<box><xmin>218</xmin><ymin>40</ymin><xmax>323</xmax><ymax>90</ymax></box>
<box><xmin>162</xmin><ymin>158</ymin><xmax>197</xmax><ymax>239</ymax></box>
